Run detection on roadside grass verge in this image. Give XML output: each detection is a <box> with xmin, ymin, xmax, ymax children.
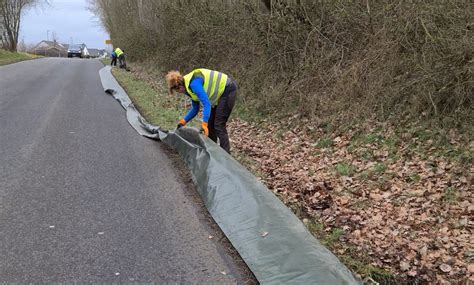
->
<box><xmin>0</xmin><ymin>49</ymin><xmax>41</xmax><ymax>66</ymax></box>
<box><xmin>108</xmin><ymin>64</ymin><xmax>200</xmax><ymax>130</ymax></box>
<box><xmin>108</xmin><ymin>63</ymin><xmax>386</xmax><ymax>281</ymax></box>
<box><xmin>107</xmin><ymin>61</ymin><xmax>473</xmax><ymax>284</ymax></box>
<box><xmin>309</xmin><ymin>226</ymin><xmax>394</xmax><ymax>283</ymax></box>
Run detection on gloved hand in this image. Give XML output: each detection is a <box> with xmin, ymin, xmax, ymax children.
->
<box><xmin>201</xmin><ymin>122</ymin><xmax>209</xmax><ymax>137</ymax></box>
<box><xmin>177</xmin><ymin>119</ymin><xmax>186</xmax><ymax>129</ymax></box>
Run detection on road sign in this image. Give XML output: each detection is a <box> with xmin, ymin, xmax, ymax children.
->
<box><xmin>105</xmin><ymin>39</ymin><xmax>112</xmax><ymax>45</ymax></box>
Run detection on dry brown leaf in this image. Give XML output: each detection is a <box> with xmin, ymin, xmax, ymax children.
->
<box><xmin>468</xmin><ymin>263</ymin><xmax>474</xmax><ymax>273</ymax></box>
<box><xmin>400</xmin><ymin>261</ymin><xmax>410</xmax><ymax>271</ymax></box>
<box><xmin>439</xmin><ymin>264</ymin><xmax>452</xmax><ymax>273</ymax></box>
<box><xmin>226</xmin><ymin>117</ymin><xmax>472</xmax><ymax>284</ymax></box>
<box><xmin>418</xmin><ymin>245</ymin><xmax>428</xmax><ymax>258</ymax></box>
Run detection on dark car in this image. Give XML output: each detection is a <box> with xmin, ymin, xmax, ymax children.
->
<box><xmin>67</xmin><ymin>44</ymin><xmax>82</xmax><ymax>58</ymax></box>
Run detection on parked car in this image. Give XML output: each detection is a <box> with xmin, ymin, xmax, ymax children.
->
<box><xmin>67</xmin><ymin>44</ymin><xmax>82</xmax><ymax>58</ymax></box>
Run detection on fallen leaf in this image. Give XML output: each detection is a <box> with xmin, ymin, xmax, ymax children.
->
<box><xmin>418</xmin><ymin>245</ymin><xmax>428</xmax><ymax>258</ymax></box>
<box><xmin>206</xmin><ymin>109</ymin><xmax>473</xmax><ymax>284</ymax></box>
<box><xmin>439</xmin><ymin>264</ymin><xmax>451</xmax><ymax>273</ymax></box>
<box><xmin>369</xmin><ymin>193</ymin><xmax>384</xmax><ymax>201</ymax></box>
<box><xmin>400</xmin><ymin>261</ymin><xmax>410</xmax><ymax>271</ymax></box>
<box><xmin>339</xmin><ymin>197</ymin><xmax>349</xmax><ymax>205</ymax></box>
<box><xmin>468</xmin><ymin>263</ymin><xmax>474</xmax><ymax>273</ymax></box>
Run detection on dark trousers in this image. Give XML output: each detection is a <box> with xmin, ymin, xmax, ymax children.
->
<box><xmin>111</xmin><ymin>56</ymin><xmax>117</xmax><ymax>66</ymax></box>
<box><xmin>209</xmin><ymin>80</ymin><xmax>237</xmax><ymax>154</ymax></box>
<box><xmin>118</xmin><ymin>54</ymin><xmax>126</xmax><ymax>68</ymax></box>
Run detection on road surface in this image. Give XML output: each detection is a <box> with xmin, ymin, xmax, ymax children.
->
<box><xmin>0</xmin><ymin>58</ymin><xmax>253</xmax><ymax>283</ymax></box>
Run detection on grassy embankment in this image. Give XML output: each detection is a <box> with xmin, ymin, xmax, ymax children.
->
<box><xmin>93</xmin><ymin>2</ymin><xmax>472</xmax><ymax>282</ymax></box>
<box><xmin>104</xmin><ymin>60</ymin><xmax>473</xmax><ymax>284</ymax></box>
<box><xmin>101</xmin><ymin>61</ymin><xmax>199</xmax><ymax>130</ymax></box>
<box><xmin>104</xmin><ymin>61</ymin><xmax>395</xmax><ymax>282</ymax></box>
<box><xmin>0</xmin><ymin>49</ymin><xmax>40</xmax><ymax>66</ymax></box>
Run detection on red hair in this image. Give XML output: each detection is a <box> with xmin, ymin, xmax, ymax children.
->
<box><xmin>166</xmin><ymin>70</ymin><xmax>183</xmax><ymax>95</ymax></box>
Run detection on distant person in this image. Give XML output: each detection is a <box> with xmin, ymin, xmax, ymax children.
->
<box><xmin>166</xmin><ymin>69</ymin><xmax>237</xmax><ymax>154</ymax></box>
<box><xmin>110</xmin><ymin>51</ymin><xmax>117</xmax><ymax>66</ymax></box>
<box><xmin>114</xmin><ymin>47</ymin><xmax>127</xmax><ymax>69</ymax></box>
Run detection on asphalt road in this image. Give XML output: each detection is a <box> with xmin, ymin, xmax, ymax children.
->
<box><xmin>0</xmin><ymin>58</ymin><xmax>253</xmax><ymax>283</ymax></box>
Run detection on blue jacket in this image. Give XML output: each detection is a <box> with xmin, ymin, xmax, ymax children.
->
<box><xmin>183</xmin><ymin>77</ymin><xmax>212</xmax><ymax>123</ymax></box>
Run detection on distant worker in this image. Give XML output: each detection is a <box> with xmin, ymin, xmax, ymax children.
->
<box><xmin>110</xmin><ymin>51</ymin><xmax>117</xmax><ymax>66</ymax></box>
<box><xmin>166</xmin><ymin>69</ymin><xmax>237</xmax><ymax>154</ymax></box>
<box><xmin>114</xmin><ymin>47</ymin><xmax>127</xmax><ymax>69</ymax></box>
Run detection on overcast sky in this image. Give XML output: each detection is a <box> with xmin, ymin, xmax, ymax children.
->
<box><xmin>20</xmin><ymin>0</ymin><xmax>109</xmax><ymax>49</ymax></box>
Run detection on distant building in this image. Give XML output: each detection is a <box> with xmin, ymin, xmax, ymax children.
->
<box><xmin>98</xmin><ymin>49</ymin><xmax>108</xmax><ymax>58</ymax></box>
<box><xmin>30</xmin><ymin>40</ymin><xmax>67</xmax><ymax>57</ymax></box>
<box><xmin>88</xmin><ymin>48</ymin><xmax>100</xmax><ymax>58</ymax></box>
<box><xmin>79</xmin><ymin>43</ymin><xmax>89</xmax><ymax>58</ymax></box>
<box><xmin>86</xmin><ymin>49</ymin><xmax>108</xmax><ymax>59</ymax></box>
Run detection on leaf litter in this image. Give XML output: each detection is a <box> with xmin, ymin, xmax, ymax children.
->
<box><xmin>229</xmin><ymin>118</ymin><xmax>473</xmax><ymax>284</ymax></box>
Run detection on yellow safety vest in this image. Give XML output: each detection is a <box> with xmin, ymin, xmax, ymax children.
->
<box><xmin>115</xmin><ymin>48</ymin><xmax>123</xmax><ymax>57</ymax></box>
<box><xmin>183</xmin><ymin>68</ymin><xmax>228</xmax><ymax>106</ymax></box>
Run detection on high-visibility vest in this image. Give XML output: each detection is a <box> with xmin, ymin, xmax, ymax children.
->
<box><xmin>115</xmin><ymin>48</ymin><xmax>123</xmax><ymax>57</ymax></box>
<box><xmin>183</xmin><ymin>68</ymin><xmax>228</xmax><ymax>106</ymax></box>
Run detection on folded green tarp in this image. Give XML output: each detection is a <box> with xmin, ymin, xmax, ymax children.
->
<box><xmin>99</xmin><ymin>66</ymin><xmax>360</xmax><ymax>285</ymax></box>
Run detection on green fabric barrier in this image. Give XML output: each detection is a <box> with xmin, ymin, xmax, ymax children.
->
<box><xmin>99</xmin><ymin>66</ymin><xmax>360</xmax><ymax>284</ymax></box>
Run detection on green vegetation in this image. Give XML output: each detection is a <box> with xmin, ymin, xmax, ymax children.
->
<box><xmin>100</xmin><ymin>58</ymin><xmax>109</xmax><ymax>66</ymax></box>
<box><xmin>105</xmin><ymin>58</ymin><xmax>472</xmax><ymax>285</ymax></box>
<box><xmin>335</xmin><ymin>162</ymin><xmax>357</xmax><ymax>176</ymax></box>
<box><xmin>110</xmin><ymin>67</ymin><xmax>200</xmax><ymax>130</ymax></box>
<box><xmin>407</xmin><ymin>174</ymin><xmax>421</xmax><ymax>184</ymax></box>
<box><xmin>304</xmin><ymin>219</ymin><xmax>394</xmax><ymax>283</ymax></box>
<box><xmin>91</xmin><ymin>0</ymin><xmax>473</xmax><ymax>167</ymax></box>
<box><xmin>373</xmin><ymin>163</ymin><xmax>387</xmax><ymax>175</ymax></box>
<box><xmin>317</xmin><ymin>137</ymin><xmax>334</xmax><ymax>149</ymax></box>
<box><xmin>90</xmin><ymin>1</ymin><xmax>473</xmax><ymax>139</ymax></box>
<box><xmin>340</xmin><ymin>253</ymin><xmax>395</xmax><ymax>285</ymax></box>
<box><xmin>0</xmin><ymin>49</ymin><xmax>39</xmax><ymax>66</ymax></box>
<box><xmin>90</xmin><ymin>1</ymin><xmax>473</xmax><ymax>283</ymax></box>
<box><xmin>443</xmin><ymin>187</ymin><xmax>459</xmax><ymax>204</ymax></box>
<box><xmin>359</xmin><ymin>171</ymin><xmax>370</xmax><ymax>181</ymax></box>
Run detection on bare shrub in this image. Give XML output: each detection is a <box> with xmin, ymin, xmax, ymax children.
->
<box><xmin>89</xmin><ymin>0</ymin><xmax>473</xmax><ymax>134</ymax></box>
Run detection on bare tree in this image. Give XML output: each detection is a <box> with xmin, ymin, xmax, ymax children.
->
<box><xmin>0</xmin><ymin>0</ymin><xmax>45</xmax><ymax>51</ymax></box>
<box><xmin>16</xmin><ymin>35</ymin><xmax>26</xmax><ymax>51</ymax></box>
